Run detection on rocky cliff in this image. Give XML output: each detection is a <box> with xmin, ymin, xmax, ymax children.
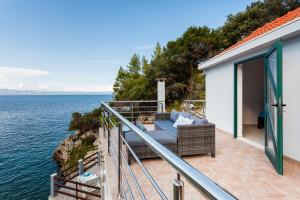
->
<box><xmin>53</xmin><ymin>130</ymin><xmax>99</xmax><ymax>170</ymax></box>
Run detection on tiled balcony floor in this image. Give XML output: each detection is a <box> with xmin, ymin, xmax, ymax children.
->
<box><xmin>102</xmin><ymin>126</ymin><xmax>300</xmax><ymax>200</ymax></box>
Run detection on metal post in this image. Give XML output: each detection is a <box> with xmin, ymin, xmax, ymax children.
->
<box><xmin>107</xmin><ymin>112</ymin><xmax>111</xmax><ymax>155</ymax></box>
<box><xmin>50</xmin><ymin>173</ymin><xmax>57</xmax><ymax>198</ymax></box>
<box><xmin>173</xmin><ymin>179</ymin><xmax>184</xmax><ymax>200</ymax></box>
<box><xmin>131</xmin><ymin>102</ymin><xmax>134</xmax><ymax>122</ymax></box>
<box><xmin>117</xmin><ymin>122</ymin><xmax>123</xmax><ymax>199</ymax></box>
<box><xmin>78</xmin><ymin>159</ymin><xmax>83</xmax><ymax>175</ymax></box>
<box><xmin>97</xmin><ymin>150</ymin><xmax>101</xmax><ymax>167</ymax></box>
<box><xmin>100</xmin><ymin>159</ymin><xmax>106</xmax><ymax>200</ymax></box>
<box><xmin>103</xmin><ymin>121</ymin><xmax>106</xmax><ymax>138</ymax></box>
<box><xmin>76</xmin><ymin>182</ymin><xmax>78</xmax><ymax>199</ymax></box>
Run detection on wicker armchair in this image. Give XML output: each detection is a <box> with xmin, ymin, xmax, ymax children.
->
<box><xmin>154</xmin><ymin>112</ymin><xmax>215</xmax><ymax>157</ymax></box>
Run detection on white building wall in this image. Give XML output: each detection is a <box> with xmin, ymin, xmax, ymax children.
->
<box><xmin>205</xmin><ymin>49</ymin><xmax>267</xmax><ymax>135</ymax></box>
<box><xmin>282</xmin><ymin>35</ymin><xmax>300</xmax><ymax>161</ymax></box>
<box><xmin>205</xmin><ymin>63</ymin><xmax>234</xmax><ymax>134</ymax></box>
<box><xmin>205</xmin><ymin>36</ymin><xmax>300</xmax><ymax>161</ymax></box>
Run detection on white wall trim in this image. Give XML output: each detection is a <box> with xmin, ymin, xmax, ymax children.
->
<box><xmin>199</xmin><ymin>18</ymin><xmax>300</xmax><ymax>70</ymax></box>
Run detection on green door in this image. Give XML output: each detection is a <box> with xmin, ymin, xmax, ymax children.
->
<box><xmin>264</xmin><ymin>41</ymin><xmax>284</xmax><ymax>175</ymax></box>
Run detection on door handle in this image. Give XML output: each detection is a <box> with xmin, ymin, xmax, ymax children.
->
<box><xmin>272</xmin><ymin>103</ymin><xmax>286</xmax><ymax>107</ymax></box>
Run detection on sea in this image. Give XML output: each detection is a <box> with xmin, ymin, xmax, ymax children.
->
<box><xmin>0</xmin><ymin>95</ymin><xmax>112</xmax><ymax>200</ymax></box>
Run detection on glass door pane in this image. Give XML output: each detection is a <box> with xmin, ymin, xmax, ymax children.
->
<box><xmin>264</xmin><ymin>41</ymin><xmax>283</xmax><ymax>175</ymax></box>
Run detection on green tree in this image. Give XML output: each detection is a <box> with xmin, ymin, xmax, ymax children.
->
<box><xmin>113</xmin><ymin>1</ymin><xmax>300</xmax><ymax>105</ymax></box>
<box><xmin>69</xmin><ymin>108</ymin><xmax>102</xmax><ymax>134</ymax></box>
<box><xmin>221</xmin><ymin>0</ymin><xmax>300</xmax><ymax>48</ymax></box>
<box><xmin>127</xmin><ymin>53</ymin><xmax>141</xmax><ymax>75</ymax></box>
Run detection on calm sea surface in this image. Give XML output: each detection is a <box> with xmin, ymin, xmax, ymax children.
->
<box><xmin>0</xmin><ymin>95</ymin><xmax>112</xmax><ymax>200</ymax></box>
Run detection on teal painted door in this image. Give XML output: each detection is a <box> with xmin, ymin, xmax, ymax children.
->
<box><xmin>264</xmin><ymin>41</ymin><xmax>284</xmax><ymax>175</ymax></box>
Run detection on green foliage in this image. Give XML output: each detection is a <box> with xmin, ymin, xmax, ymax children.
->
<box><xmin>66</xmin><ymin>135</ymin><xmax>97</xmax><ymax>169</ymax></box>
<box><xmin>166</xmin><ymin>100</ymin><xmax>183</xmax><ymax>112</ymax></box>
<box><xmin>221</xmin><ymin>0</ymin><xmax>300</xmax><ymax>48</ymax></box>
<box><xmin>69</xmin><ymin>107</ymin><xmax>102</xmax><ymax>134</ymax></box>
<box><xmin>113</xmin><ymin>0</ymin><xmax>300</xmax><ymax>104</ymax></box>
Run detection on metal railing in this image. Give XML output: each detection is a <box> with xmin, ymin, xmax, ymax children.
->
<box><xmin>107</xmin><ymin>100</ymin><xmax>165</xmax><ymax>122</ymax></box>
<box><xmin>183</xmin><ymin>100</ymin><xmax>206</xmax><ymax>118</ymax></box>
<box><xmin>50</xmin><ymin>150</ymin><xmax>102</xmax><ymax>199</ymax></box>
<box><xmin>58</xmin><ymin>151</ymin><xmax>100</xmax><ymax>180</ymax></box>
<box><xmin>53</xmin><ymin>176</ymin><xmax>101</xmax><ymax>200</ymax></box>
<box><xmin>101</xmin><ymin>101</ymin><xmax>236</xmax><ymax>200</ymax></box>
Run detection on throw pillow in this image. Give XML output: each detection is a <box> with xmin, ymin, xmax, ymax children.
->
<box><xmin>179</xmin><ymin>112</ymin><xmax>192</xmax><ymax>119</ymax></box>
<box><xmin>136</xmin><ymin>122</ymin><xmax>147</xmax><ymax>131</ymax></box>
<box><xmin>173</xmin><ymin>114</ymin><xmax>194</xmax><ymax>128</ymax></box>
<box><xmin>170</xmin><ymin>109</ymin><xmax>179</xmax><ymax>122</ymax></box>
<box><xmin>193</xmin><ymin>117</ymin><xmax>208</xmax><ymax>125</ymax></box>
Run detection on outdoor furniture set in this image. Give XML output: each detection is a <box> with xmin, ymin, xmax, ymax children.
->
<box><xmin>124</xmin><ymin>110</ymin><xmax>215</xmax><ymax>164</ymax></box>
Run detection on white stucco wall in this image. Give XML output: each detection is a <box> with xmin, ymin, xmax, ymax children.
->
<box><xmin>205</xmin><ymin>50</ymin><xmax>267</xmax><ymax>135</ymax></box>
<box><xmin>205</xmin><ymin>63</ymin><xmax>234</xmax><ymax>134</ymax></box>
<box><xmin>282</xmin><ymin>35</ymin><xmax>300</xmax><ymax>161</ymax></box>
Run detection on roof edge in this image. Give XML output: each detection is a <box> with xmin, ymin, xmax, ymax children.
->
<box><xmin>199</xmin><ymin>17</ymin><xmax>300</xmax><ymax>70</ymax></box>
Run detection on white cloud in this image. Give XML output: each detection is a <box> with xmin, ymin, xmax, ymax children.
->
<box><xmin>134</xmin><ymin>44</ymin><xmax>155</xmax><ymax>50</ymax></box>
<box><xmin>0</xmin><ymin>66</ymin><xmax>50</xmax><ymax>78</ymax></box>
<box><xmin>0</xmin><ymin>66</ymin><xmax>113</xmax><ymax>93</ymax></box>
<box><xmin>0</xmin><ymin>66</ymin><xmax>50</xmax><ymax>90</ymax></box>
<box><xmin>57</xmin><ymin>85</ymin><xmax>113</xmax><ymax>92</ymax></box>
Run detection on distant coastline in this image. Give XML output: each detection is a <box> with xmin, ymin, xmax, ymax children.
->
<box><xmin>0</xmin><ymin>89</ymin><xmax>113</xmax><ymax>96</ymax></box>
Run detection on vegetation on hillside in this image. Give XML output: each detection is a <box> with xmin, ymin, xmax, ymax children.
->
<box><xmin>69</xmin><ymin>108</ymin><xmax>102</xmax><ymax>135</ymax></box>
<box><xmin>66</xmin><ymin>134</ymin><xmax>97</xmax><ymax>169</ymax></box>
<box><xmin>113</xmin><ymin>0</ymin><xmax>300</xmax><ymax>104</ymax></box>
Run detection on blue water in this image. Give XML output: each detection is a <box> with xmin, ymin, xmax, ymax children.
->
<box><xmin>0</xmin><ymin>95</ymin><xmax>112</xmax><ymax>200</ymax></box>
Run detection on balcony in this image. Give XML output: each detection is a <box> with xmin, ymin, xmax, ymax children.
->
<box><xmin>50</xmin><ymin>100</ymin><xmax>300</xmax><ymax>199</ymax></box>
<box><xmin>101</xmin><ymin>100</ymin><xmax>300</xmax><ymax>199</ymax></box>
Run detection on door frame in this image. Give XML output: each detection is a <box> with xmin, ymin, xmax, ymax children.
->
<box><xmin>233</xmin><ymin>53</ymin><xmax>266</xmax><ymax>138</ymax></box>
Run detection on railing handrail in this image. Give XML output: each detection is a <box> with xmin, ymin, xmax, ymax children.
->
<box><xmin>184</xmin><ymin>99</ymin><xmax>206</xmax><ymax>102</ymax></box>
<box><xmin>101</xmin><ymin>101</ymin><xmax>235</xmax><ymax>200</ymax></box>
<box><xmin>107</xmin><ymin>100</ymin><xmax>164</xmax><ymax>103</ymax></box>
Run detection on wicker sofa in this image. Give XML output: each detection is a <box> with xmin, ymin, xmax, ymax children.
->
<box><xmin>154</xmin><ymin>112</ymin><xmax>215</xmax><ymax>157</ymax></box>
<box><xmin>125</xmin><ymin>112</ymin><xmax>215</xmax><ymax>164</ymax></box>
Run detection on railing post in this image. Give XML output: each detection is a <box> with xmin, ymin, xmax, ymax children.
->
<box><xmin>131</xmin><ymin>102</ymin><xmax>134</xmax><ymax>122</ymax></box>
<box><xmin>160</xmin><ymin>102</ymin><xmax>164</xmax><ymax>113</ymax></box>
<box><xmin>97</xmin><ymin>150</ymin><xmax>101</xmax><ymax>167</ymax></box>
<box><xmin>78</xmin><ymin>159</ymin><xmax>83</xmax><ymax>175</ymax></box>
<box><xmin>203</xmin><ymin>101</ymin><xmax>206</xmax><ymax>117</ymax></box>
<box><xmin>50</xmin><ymin>173</ymin><xmax>57</xmax><ymax>198</ymax></box>
<box><xmin>173</xmin><ymin>179</ymin><xmax>184</xmax><ymax>200</ymax></box>
<box><xmin>100</xmin><ymin>159</ymin><xmax>106</xmax><ymax>200</ymax></box>
<box><xmin>107</xmin><ymin>112</ymin><xmax>111</xmax><ymax>155</ymax></box>
<box><xmin>117</xmin><ymin>122</ymin><xmax>123</xmax><ymax>199</ymax></box>
<box><xmin>76</xmin><ymin>182</ymin><xmax>78</xmax><ymax>199</ymax></box>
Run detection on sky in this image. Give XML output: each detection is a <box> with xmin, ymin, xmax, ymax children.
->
<box><xmin>0</xmin><ymin>0</ymin><xmax>254</xmax><ymax>92</ymax></box>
